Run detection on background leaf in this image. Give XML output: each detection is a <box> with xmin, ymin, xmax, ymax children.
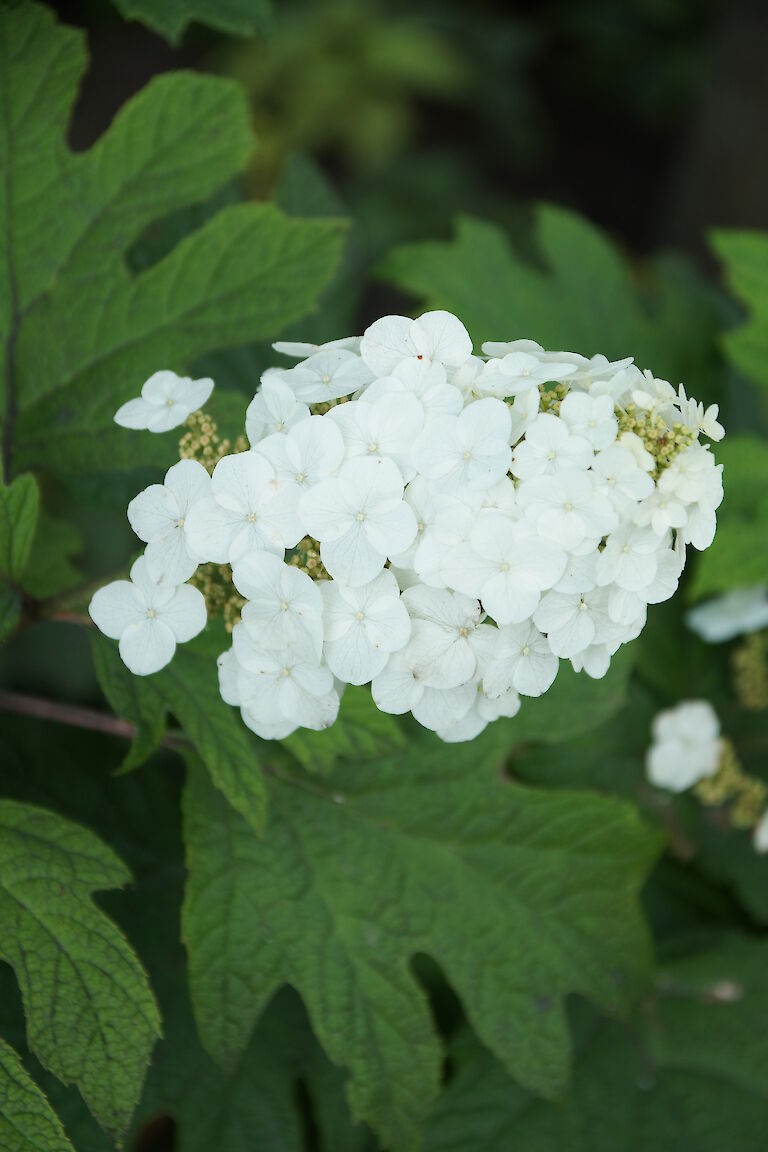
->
<box><xmin>0</xmin><ymin>474</ymin><xmax>39</xmax><ymax>583</ymax></box>
<box><xmin>183</xmin><ymin>729</ymin><xmax>661</xmax><ymax>1150</ymax></box>
<box><xmin>424</xmin><ymin>934</ymin><xmax>768</xmax><ymax>1152</ymax></box>
<box><xmin>0</xmin><ymin>1037</ymin><xmax>74</xmax><ymax>1152</ymax></box>
<box><xmin>110</xmin><ymin>0</ymin><xmax>272</xmax><ymax>44</ymax></box>
<box><xmin>0</xmin><ymin>799</ymin><xmax>161</xmax><ymax>1139</ymax></box>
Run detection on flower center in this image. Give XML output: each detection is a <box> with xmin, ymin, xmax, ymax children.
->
<box><xmin>147</xmin><ymin>608</ymin><xmax>158</xmax><ymax>619</ymax></box>
<box><xmin>367</xmin><ymin>442</ymin><xmax>379</xmax><ymax>454</ymax></box>
<box><xmin>247</xmin><ymin>512</ymin><xmax>257</xmax><ymax>522</ymax></box>
<box><xmin>462</xmin><ymin>450</ymin><xmax>472</xmax><ymax>461</ymax></box>
<box><xmin>356</xmin><ymin>511</ymin><xmax>366</xmax><ymax>522</ymax></box>
<box><xmin>175</xmin><ymin>516</ymin><xmax>185</xmax><ymax>527</ymax></box>
<box><xmin>280</xmin><ymin>601</ymin><xmax>289</xmax><ymax>612</ymax></box>
<box><xmin>322</xmin><ymin>374</ymin><xmax>331</xmax><ymax>384</ymax></box>
<box><xmin>522</xmin><ymin>644</ymin><xmax>531</xmax><ymax>656</ymax></box>
<box><xmin>165</xmin><ymin>397</ymin><xmax>174</xmax><ymax>407</ymax></box>
<box><xmin>281</xmin><ymin>666</ymin><xmax>292</xmax><ymax>678</ymax></box>
<box><xmin>459</xmin><ymin>626</ymin><xmax>469</xmax><ymax>638</ymax></box>
<box><xmin>355</xmin><ymin>610</ymin><xmax>365</xmax><ymax>622</ymax></box>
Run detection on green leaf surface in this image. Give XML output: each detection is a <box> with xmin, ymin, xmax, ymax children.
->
<box><xmin>283</xmin><ymin>685</ymin><xmax>407</xmax><ymax>772</ymax></box>
<box><xmin>91</xmin><ymin>632</ymin><xmax>166</xmax><ymax>774</ymax></box>
<box><xmin>424</xmin><ymin>934</ymin><xmax>768</xmax><ymax>1152</ymax></box>
<box><xmin>111</xmin><ymin>0</ymin><xmax>271</xmax><ymax>45</ymax></box>
<box><xmin>20</xmin><ymin>514</ymin><xmax>82</xmax><ymax>601</ymax></box>
<box><xmin>0</xmin><ymin>579</ymin><xmax>21</xmax><ymax>644</ymax></box>
<box><xmin>0</xmin><ymin>473</ymin><xmax>39</xmax><ymax>583</ymax></box>
<box><xmin>0</xmin><ymin>1038</ymin><xmax>74</xmax><ymax>1152</ymax></box>
<box><xmin>0</xmin><ymin>3</ymin><xmax>344</xmax><ymax>477</ymax></box>
<box><xmin>183</xmin><ymin>728</ymin><xmax>661</xmax><ymax>1150</ymax></box>
<box><xmin>377</xmin><ymin>210</ymin><xmax>722</xmax><ymax>388</ymax></box>
<box><xmin>0</xmin><ymin>800</ymin><xmax>161</xmax><ymax>1139</ymax></box>
<box><xmin>712</xmin><ymin>229</ymin><xmax>768</xmax><ymax>391</ymax></box>
<box><xmin>91</xmin><ymin>628</ymin><xmax>267</xmax><ymax>830</ymax></box>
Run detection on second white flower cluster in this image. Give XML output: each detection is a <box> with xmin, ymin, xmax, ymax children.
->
<box><xmin>90</xmin><ymin>310</ymin><xmax>724</xmax><ymax>744</ymax></box>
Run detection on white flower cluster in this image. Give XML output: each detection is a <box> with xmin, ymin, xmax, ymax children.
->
<box><xmin>91</xmin><ymin>311</ymin><xmax>724</xmax><ymax>744</ymax></box>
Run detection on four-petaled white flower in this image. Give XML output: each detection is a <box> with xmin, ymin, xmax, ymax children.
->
<box><xmin>232</xmin><ymin>551</ymin><xmax>324</xmax><ymax>660</ymax></box>
<box><xmin>413</xmin><ymin>397</ymin><xmax>512</xmax><ymax>491</ymax></box>
<box><xmin>360</xmin><ymin>311</ymin><xmax>472</xmax><ymax>376</ymax></box>
<box><xmin>89</xmin><ymin>556</ymin><xmax>206</xmax><ymax>675</ymax></box>
<box><xmin>232</xmin><ymin>627</ymin><xmax>339</xmax><ymax>739</ymax></box>
<box><xmin>364</xmin><ymin>358</ymin><xmax>463</xmax><ymax>422</ymax></box>
<box><xmin>185</xmin><ymin>451</ymin><xmax>303</xmax><ymax>564</ymax></box>
<box><xmin>127</xmin><ymin>459</ymin><xmax>210</xmax><ymax>585</ymax></box>
<box><xmin>477</xmin><ymin>349</ymin><xmax>576</xmax><ymax>397</ymax></box>
<box><xmin>329</xmin><ymin>391</ymin><xmax>423</xmax><ymax>479</ymax></box>
<box><xmin>114</xmin><ymin>371</ymin><xmax>213</xmax><ymax>433</ymax></box>
<box><xmin>301</xmin><ymin>456</ymin><xmax>417</xmax><ymax>586</ymax></box>
<box><xmin>481</xmin><ymin>621</ymin><xmax>558</xmax><ymax>698</ymax></box>
<box><xmin>275</xmin><ymin>348</ymin><xmax>373</xmax><ymax>402</ymax></box>
<box><xmin>558</xmin><ymin>391</ymin><xmax>618</xmax><ymax>450</ymax></box>
<box><xmin>321</xmin><ymin>569</ymin><xmax>411</xmax><ymax>684</ymax></box>
<box><xmin>511</xmin><ymin>413</ymin><xmax>592</xmax><ymax>479</ymax></box>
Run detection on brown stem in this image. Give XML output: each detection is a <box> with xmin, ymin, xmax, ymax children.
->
<box><xmin>0</xmin><ymin>690</ymin><xmax>189</xmax><ymax>751</ymax></box>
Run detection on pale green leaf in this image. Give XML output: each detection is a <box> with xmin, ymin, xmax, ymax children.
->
<box><xmin>0</xmin><ymin>3</ymin><xmax>344</xmax><ymax>477</ymax></box>
<box><xmin>424</xmin><ymin>935</ymin><xmax>768</xmax><ymax>1152</ymax></box>
<box><xmin>377</xmin><ymin>210</ymin><xmax>722</xmax><ymax>388</ymax></box>
<box><xmin>182</xmin><ymin>729</ymin><xmax>661</xmax><ymax>1150</ymax></box>
<box><xmin>0</xmin><ymin>473</ymin><xmax>39</xmax><ymax>583</ymax></box>
<box><xmin>0</xmin><ymin>800</ymin><xmax>161</xmax><ymax>1139</ymax></box>
<box><xmin>0</xmin><ymin>1038</ymin><xmax>74</xmax><ymax>1152</ymax></box>
<box><xmin>111</xmin><ymin>0</ymin><xmax>271</xmax><ymax>45</ymax></box>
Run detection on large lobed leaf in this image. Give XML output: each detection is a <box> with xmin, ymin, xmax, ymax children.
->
<box><xmin>0</xmin><ymin>800</ymin><xmax>161</xmax><ymax>1140</ymax></box>
<box><xmin>376</xmin><ymin>209</ymin><xmax>723</xmax><ymax>388</ymax></box>
<box><xmin>0</xmin><ymin>1038</ymin><xmax>74</xmax><ymax>1152</ymax></box>
<box><xmin>111</xmin><ymin>0</ymin><xmax>271</xmax><ymax>45</ymax></box>
<box><xmin>424</xmin><ymin>934</ymin><xmax>768</xmax><ymax>1152</ymax></box>
<box><xmin>0</xmin><ymin>2</ymin><xmax>344</xmax><ymax>478</ymax></box>
<box><xmin>182</xmin><ymin>727</ymin><xmax>662</xmax><ymax>1150</ymax></box>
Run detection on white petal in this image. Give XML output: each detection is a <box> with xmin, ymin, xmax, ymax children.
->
<box><xmin>321</xmin><ymin>525</ymin><xmax>385</xmax><ymax>587</ymax></box>
<box><xmin>325</xmin><ymin>624</ymin><xmax>387</xmax><ymax>685</ymax></box>
<box><xmin>164</xmin><ymin>458</ymin><xmax>212</xmax><ymax>516</ymax></box>
<box><xmin>114</xmin><ymin>397</ymin><xmax>155</xmax><ymax>430</ymax></box>
<box><xmin>360</xmin><ymin>315</ymin><xmax>414</xmax><ymax>376</ymax></box>
<box><xmin>89</xmin><ymin>580</ymin><xmax>145</xmax><ymax>639</ymax></box>
<box><xmin>185</xmin><ymin>497</ymin><xmax>243</xmax><ymax>563</ymax></box>
<box><xmin>145</xmin><ymin>529</ymin><xmax>198</xmax><ymax>586</ymax></box>
<box><xmin>410</xmin><ymin>311</ymin><xmax>473</xmax><ymax>368</ymax></box>
<box><xmin>119</xmin><ymin>618</ymin><xmax>176</xmax><ymax>675</ymax></box>
<box><xmin>160</xmin><ymin>583</ymin><xmax>207</xmax><ymax>642</ymax></box>
<box><xmin>412</xmin><ymin>682</ymin><xmax>476</xmax><ymax>730</ymax></box>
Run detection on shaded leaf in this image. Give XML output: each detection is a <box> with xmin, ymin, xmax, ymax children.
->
<box><xmin>424</xmin><ymin>935</ymin><xmax>768</xmax><ymax>1152</ymax></box>
<box><xmin>0</xmin><ymin>800</ymin><xmax>161</xmax><ymax>1139</ymax></box>
<box><xmin>0</xmin><ymin>1038</ymin><xmax>74</xmax><ymax>1152</ymax></box>
<box><xmin>712</xmin><ymin>229</ymin><xmax>768</xmax><ymax>391</ymax></box>
<box><xmin>91</xmin><ymin>632</ymin><xmax>166</xmax><ymax>774</ymax></box>
<box><xmin>111</xmin><ymin>0</ymin><xmax>271</xmax><ymax>45</ymax></box>
<box><xmin>0</xmin><ymin>3</ymin><xmax>344</xmax><ymax>477</ymax></box>
<box><xmin>183</xmin><ymin>728</ymin><xmax>661</xmax><ymax>1149</ymax></box>
<box><xmin>0</xmin><ymin>473</ymin><xmax>39</xmax><ymax>583</ymax></box>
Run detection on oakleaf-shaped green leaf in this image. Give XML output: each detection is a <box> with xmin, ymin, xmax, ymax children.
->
<box><xmin>0</xmin><ymin>2</ymin><xmax>344</xmax><ymax>477</ymax></box>
<box><xmin>0</xmin><ymin>1038</ymin><xmax>74</xmax><ymax>1152</ymax></box>
<box><xmin>0</xmin><ymin>800</ymin><xmax>161</xmax><ymax>1139</ymax></box>
<box><xmin>182</xmin><ymin>729</ymin><xmax>661</xmax><ymax>1150</ymax></box>
<box><xmin>377</xmin><ymin>210</ymin><xmax>721</xmax><ymax>387</ymax></box>
<box><xmin>424</xmin><ymin>934</ymin><xmax>768</xmax><ymax>1152</ymax></box>
<box><xmin>111</xmin><ymin>0</ymin><xmax>271</xmax><ymax>45</ymax></box>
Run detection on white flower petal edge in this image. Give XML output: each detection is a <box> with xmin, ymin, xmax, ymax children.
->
<box><xmin>115</xmin><ymin>371</ymin><xmax>214</xmax><ymax>433</ymax></box>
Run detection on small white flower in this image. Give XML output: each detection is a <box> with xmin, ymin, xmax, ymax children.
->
<box><xmin>558</xmin><ymin>391</ymin><xmax>618</xmax><ymax>450</ymax></box>
<box><xmin>437</xmin><ymin>682</ymin><xmax>521</xmax><ymax>743</ymax></box>
<box><xmin>634</xmin><ymin>488</ymin><xmax>688</xmax><ymax>535</ymax></box>
<box><xmin>452</xmin><ymin>513</ymin><xmax>567</xmax><ymax>625</ymax></box>
<box><xmin>481</xmin><ymin>621</ymin><xmax>558</xmax><ymax>698</ymax></box>
<box><xmin>534</xmin><ymin>586</ymin><xmax>614</xmax><ymax>658</ymax></box>
<box><xmin>371</xmin><ymin>650</ymin><xmax>476</xmax><ymax>730</ymax></box>
<box><xmin>321</xmin><ymin>569</ymin><xmax>411</xmax><ymax>684</ymax></box>
<box><xmin>127</xmin><ymin>459</ymin><xmax>210</xmax><ymax>585</ymax></box>
<box><xmin>593</xmin><ymin>443</ymin><xmax>655</xmax><ymax>507</ymax></box>
<box><xmin>517</xmin><ymin>470</ymin><xmax>617</xmax><ymax>552</ymax></box>
<box><xmin>508</xmin><ymin>385</ymin><xmax>541</xmax><ymax>444</ymax></box>
<box><xmin>246</xmin><ymin>375</ymin><xmax>310</xmax><ymax>445</ymax></box>
<box><xmin>401</xmin><ymin>585</ymin><xmax>483</xmax><ymax>689</ymax></box>
<box><xmin>89</xmin><ymin>556</ymin><xmax>206</xmax><ymax>675</ymax></box>
<box><xmin>275</xmin><ymin>349</ymin><xmax>373</xmax><ymax>403</ymax></box>
<box><xmin>646</xmin><ymin>700</ymin><xmax>721</xmax><ymax>792</ymax></box>
<box><xmin>413</xmin><ymin>397</ymin><xmax>512</xmax><ymax>491</ymax></box>
<box><xmin>272</xmin><ymin>336</ymin><xmax>361</xmax><ymax>359</ymax></box>
<box><xmin>329</xmin><ymin>392</ymin><xmax>424</xmax><ymax>479</ymax></box>
<box><xmin>232</xmin><ymin>551</ymin><xmax>323</xmax><ymax>660</ymax></box>
<box><xmin>360</xmin><ymin>311</ymin><xmax>473</xmax><ymax>376</ymax></box>
<box><xmin>511</xmin><ymin>413</ymin><xmax>592</xmax><ymax>479</ymax></box>
<box><xmin>570</xmin><ymin>643</ymin><xmax>612</xmax><ymax>679</ymax></box>
<box><xmin>597</xmin><ymin>524</ymin><xmax>667</xmax><ymax>593</ymax></box>
<box><xmin>686</xmin><ymin>587</ymin><xmax>768</xmax><ymax>644</ymax></box>
<box><xmin>185</xmin><ymin>451</ymin><xmax>303</xmax><ymax>565</ymax></box>
<box><xmin>300</xmin><ymin>456</ymin><xmax>417</xmax><ymax>586</ymax></box>
<box><xmin>255</xmin><ymin>416</ymin><xmax>345</xmax><ymax>494</ymax></box>
<box><xmin>114</xmin><ymin>371</ymin><xmax>214</xmax><ymax>433</ymax></box>
<box><xmin>477</xmin><ymin>350</ymin><xmax>576</xmax><ymax>398</ymax></box>
<box><xmin>364</xmin><ymin>358</ymin><xmax>463</xmax><ymax>422</ymax></box>
<box><xmin>232</xmin><ymin>627</ymin><xmax>338</xmax><ymax>736</ymax></box>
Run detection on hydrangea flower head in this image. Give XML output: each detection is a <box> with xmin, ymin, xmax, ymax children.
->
<box><xmin>93</xmin><ymin>310</ymin><xmax>725</xmax><ymax>743</ymax></box>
